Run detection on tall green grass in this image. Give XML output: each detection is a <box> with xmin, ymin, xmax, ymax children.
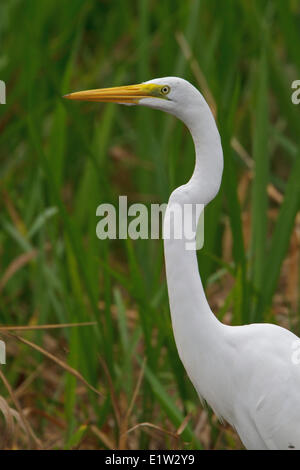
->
<box><xmin>0</xmin><ymin>0</ymin><xmax>299</xmax><ymax>449</ymax></box>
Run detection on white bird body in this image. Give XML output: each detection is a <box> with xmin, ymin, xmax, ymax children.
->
<box><xmin>65</xmin><ymin>76</ymin><xmax>300</xmax><ymax>449</ymax></box>
<box><xmin>165</xmin><ymin>197</ymin><xmax>300</xmax><ymax>449</ymax></box>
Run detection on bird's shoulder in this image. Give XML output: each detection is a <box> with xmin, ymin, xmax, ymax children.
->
<box><xmin>223</xmin><ymin>321</ymin><xmax>300</xmax><ymax>385</ymax></box>
<box><xmin>226</xmin><ymin>321</ymin><xmax>298</xmax><ymax>354</ymax></box>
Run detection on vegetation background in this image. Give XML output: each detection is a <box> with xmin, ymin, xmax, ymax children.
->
<box><xmin>0</xmin><ymin>0</ymin><xmax>299</xmax><ymax>450</ymax></box>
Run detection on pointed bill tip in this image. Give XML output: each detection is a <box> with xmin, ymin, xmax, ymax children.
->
<box><xmin>61</xmin><ymin>84</ymin><xmax>155</xmax><ymax>103</ymax></box>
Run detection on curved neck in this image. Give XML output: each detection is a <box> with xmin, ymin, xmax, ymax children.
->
<box><xmin>163</xmin><ymin>100</ymin><xmax>224</xmax><ymax>356</ymax></box>
<box><xmin>180</xmin><ymin>100</ymin><xmax>223</xmax><ymax>205</ymax></box>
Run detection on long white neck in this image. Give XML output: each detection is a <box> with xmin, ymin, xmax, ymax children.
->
<box><xmin>163</xmin><ymin>98</ymin><xmax>225</xmax><ymax>383</ymax></box>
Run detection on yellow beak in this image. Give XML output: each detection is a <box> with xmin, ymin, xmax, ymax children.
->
<box><xmin>63</xmin><ymin>83</ymin><xmax>154</xmax><ymax>104</ymax></box>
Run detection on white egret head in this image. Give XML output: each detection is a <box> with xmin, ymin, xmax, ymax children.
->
<box><xmin>64</xmin><ymin>77</ymin><xmax>207</xmax><ymax>124</ymax></box>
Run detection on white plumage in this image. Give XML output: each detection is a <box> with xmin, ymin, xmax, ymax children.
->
<box><xmin>65</xmin><ymin>76</ymin><xmax>300</xmax><ymax>450</ymax></box>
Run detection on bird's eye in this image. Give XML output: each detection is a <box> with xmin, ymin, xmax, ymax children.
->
<box><xmin>161</xmin><ymin>86</ymin><xmax>170</xmax><ymax>95</ymax></box>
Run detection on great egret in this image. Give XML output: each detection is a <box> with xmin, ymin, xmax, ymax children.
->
<box><xmin>65</xmin><ymin>77</ymin><xmax>300</xmax><ymax>450</ymax></box>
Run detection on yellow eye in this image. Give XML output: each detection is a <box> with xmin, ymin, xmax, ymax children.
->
<box><xmin>161</xmin><ymin>85</ymin><xmax>170</xmax><ymax>95</ymax></box>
